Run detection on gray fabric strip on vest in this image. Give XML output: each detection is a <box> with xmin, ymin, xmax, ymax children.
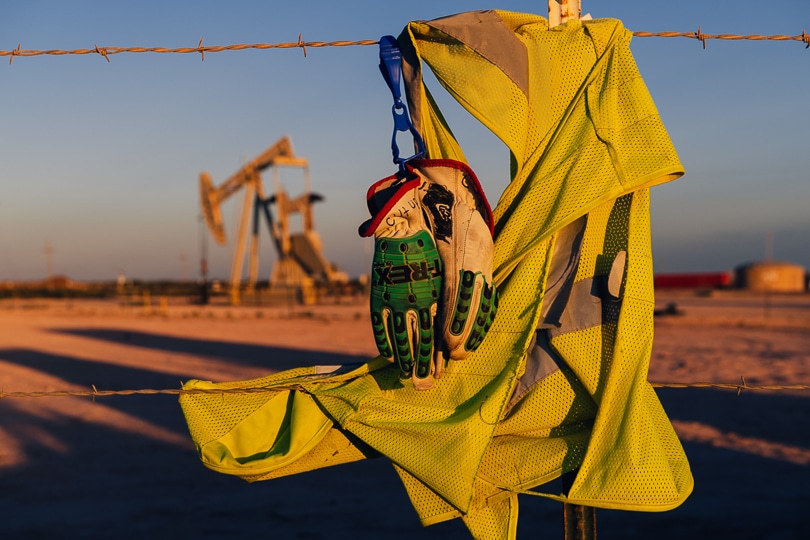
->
<box><xmin>549</xmin><ymin>274</ymin><xmax>623</xmax><ymax>339</ymax></box>
<box><xmin>608</xmin><ymin>249</ymin><xmax>627</xmax><ymax>298</ymax></box>
<box><xmin>539</xmin><ymin>215</ymin><xmax>588</xmax><ymax>329</ymax></box>
<box><xmin>426</xmin><ymin>10</ymin><xmax>529</xmax><ymax>97</ymax></box>
<box><xmin>505</xmin><ymin>330</ymin><xmax>562</xmax><ymax>413</ymax></box>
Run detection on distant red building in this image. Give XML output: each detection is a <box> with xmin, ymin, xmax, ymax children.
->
<box><xmin>654</xmin><ymin>271</ymin><xmax>733</xmax><ymax>290</ymax></box>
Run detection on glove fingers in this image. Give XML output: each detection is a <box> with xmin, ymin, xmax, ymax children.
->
<box><xmin>391</xmin><ymin>310</ymin><xmax>415</xmax><ymax>375</ymax></box>
<box><xmin>463</xmin><ymin>278</ymin><xmax>498</xmax><ymax>353</ymax></box>
<box><xmin>444</xmin><ymin>270</ymin><xmax>498</xmax><ymax>359</ymax></box>
<box><xmin>432</xmin><ymin>349</ymin><xmax>447</xmax><ymax>380</ymax></box>
<box><xmin>372</xmin><ymin>308</ymin><xmax>417</xmax><ymax>375</ymax></box>
<box><xmin>371</xmin><ymin>309</ymin><xmax>394</xmax><ymax>359</ymax></box>
<box><xmin>448</xmin><ymin>269</ymin><xmax>477</xmax><ymax>337</ymax></box>
<box><xmin>413</xmin><ymin>306</ymin><xmax>435</xmax><ymax>379</ymax></box>
<box><xmin>412</xmin><ymin>307</ymin><xmax>436</xmax><ymax>390</ymax></box>
<box><xmin>387</xmin><ymin>307</ymin><xmax>435</xmax><ymax>382</ymax></box>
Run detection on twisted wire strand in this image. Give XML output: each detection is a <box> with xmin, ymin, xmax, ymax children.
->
<box><xmin>651</xmin><ymin>382</ymin><xmax>810</xmax><ymax>392</ymax></box>
<box><xmin>0</xmin><ymin>381</ymin><xmax>807</xmax><ymax>400</ymax></box>
<box><xmin>1</xmin><ymin>30</ymin><xmax>807</xmax><ymax>63</ymax></box>
<box><xmin>1</xmin><ymin>39</ymin><xmax>380</xmax><ymax>63</ymax></box>
<box><xmin>0</xmin><ymin>386</ymin><xmax>302</xmax><ymax>399</ymax></box>
<box><xmin>633</xmin><ymin>29</ymin><xmax>810</xmax><ymax>43</ymax></box>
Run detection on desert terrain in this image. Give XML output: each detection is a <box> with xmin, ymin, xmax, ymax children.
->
<box><xmin>0</xmin><ymin>290</ymin><xmax>808</xmax><ymax>539</ymax></box>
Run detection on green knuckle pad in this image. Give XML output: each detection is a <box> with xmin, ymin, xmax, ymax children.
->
<box><xmin>369</xmin><ymin>230</ymin><xmax>442</xmax><ymax>374</ymax></box>
<box><xmin>414</xmin><ymin>307</ymin><xmax>433</xmax><ymax>378</ymax></box>
<box><xmin>370</xmin><ymin>312</ymin><xmax>393</xmax><ymax>358</ymax></box>
<box><xmin>449</xmin><ymin>270</ymin><xmax>476</xmax><ymax>336</ymax></box>
<box><xmin>463</xmin><ymin>281</ymin><xmax>498</xmax><ymax>352</ymax></box>
<box><xmin>392</xmin><ymin>312</ymin><xmax>414</xmax><ymax>373</ymax></box>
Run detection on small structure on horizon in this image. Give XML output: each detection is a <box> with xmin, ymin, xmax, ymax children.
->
<box><xmin>654</xmin><ymin>261</ymin><xmax>808</xmax><ymax>293</ymax></box>
<box><xmin>734</xmin><ymin>261</ymin><xmax>806</xmax><ymax>293</ymax></box>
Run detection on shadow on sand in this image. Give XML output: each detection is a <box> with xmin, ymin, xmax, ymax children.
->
<box><xmin>49</xmin><ymin>327</ymin><xmax>373</xmax><ymax>371</ymax></box>
<box><xmin>0</xmin><ymin>341</ymin><xmax>474</xmax><ymax>539</ymax></box>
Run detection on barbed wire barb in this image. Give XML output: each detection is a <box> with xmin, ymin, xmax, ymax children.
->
<box><xmin>9</xmin><ymin>43</ymin><xmax>20</xmax><ymax>65</ymax></box>
<box><xmin>94</xmin><ymin>44</ymin><xmax>110</xmax><ymax>62</ymax></box>
<box><xmin>298</xmin><ymin>34</ymin><xmax>307</xmax><ymax>57</ymax></box>
<box><xmin>696</xmin><ymin>26</ymin><xmax>707</xmax><ymax>49</ymax></box>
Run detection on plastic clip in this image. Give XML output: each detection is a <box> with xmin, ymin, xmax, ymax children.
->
<box><xmin>378</xmin><ymin>35</ymin><xmax>425</xmax><ymax>173</ymax></box>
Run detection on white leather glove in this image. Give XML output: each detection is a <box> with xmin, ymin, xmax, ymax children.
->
<box><xmin>411</xmin><ymin>159</ymin><xmax>498</xmax><ymax>376</ymax></box>
<box><xmin>359</xmin><ymin>172</ymin><xmax>443</xmax><ymax>388</ymax></box>
<box><xmin>360</xmin><ymin>159</ymin><xmax>498</xmax><ymax>388</ymax></box>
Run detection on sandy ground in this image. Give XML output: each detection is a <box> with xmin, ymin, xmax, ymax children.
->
<box><xmin>0</xmin><ymin>291</ymin><xmax>808</xmax><ymax>539</ymax></box>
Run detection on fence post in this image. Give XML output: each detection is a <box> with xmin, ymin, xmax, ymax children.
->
<box><xmin>547</xmin><ymin>3</ymin><xmax>595</xmax><ymax>536</ymax></box>
<box><xmin>562</xmin><ymin>471</ymin><xmax>596</xmax><ymax>540</ymax></box>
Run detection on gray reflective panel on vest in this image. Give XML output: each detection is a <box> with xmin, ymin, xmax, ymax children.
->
<box><xmin>426</xmin><ymin>10</ymin><xmax>529</xmax><ymax>97</ymax></box>
<box><xmin>539</xmin><ymin>215</ymin><xmax>588</xmax><ymax>329</ymax></box>
<box><xmin>505</xmin><ymin>330</ymin><xmax>563</xmax><ymax>413</ymax></box>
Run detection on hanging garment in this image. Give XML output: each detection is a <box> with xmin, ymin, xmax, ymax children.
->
<box><xmin>180</xmin><ymin>11</ymin><xmax>692</xmax><ymax>540</ymax></box>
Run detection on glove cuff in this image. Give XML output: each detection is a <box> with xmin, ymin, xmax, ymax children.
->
<box><xmin>405</xmin><ymin>158</ymin><xmax>495</xmax><ymax>235</ymax></box>
<box><xmin>358</xmin><ymin>172</ymin><xmax>421</xmax><ymax>237</ymax></box>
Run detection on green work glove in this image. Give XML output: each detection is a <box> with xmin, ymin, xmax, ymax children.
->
<box><xmin>359</xmin><ymin>173</ymin><xmax>443</xmax><ymax>389</ymax></box>
<box><xmin>360</xmin><ymin>160</ymin><xmax>498</xmax><ymax>389</ymax></box>
<box><xmin>411</xmin><ymin>159</ymin><xmax>498</xmax><ymax>375</ymax></box>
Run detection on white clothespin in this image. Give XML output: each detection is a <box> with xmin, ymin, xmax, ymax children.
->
<box><xmin>548</xmin><ymin>0</ymin><xmax>591</xmax><ymax>28</ymax></box>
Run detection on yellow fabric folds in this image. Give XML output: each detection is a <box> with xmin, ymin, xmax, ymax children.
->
<box><xmin>179</xmin><ymin>11</ymin><xmax>693</xmax><ymax>539</ymax></box>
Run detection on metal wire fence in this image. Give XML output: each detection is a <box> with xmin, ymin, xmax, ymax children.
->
<box><xmin>1</xmin><ymin>29</ymin><xmax>808</xmax><ymax>64</ymax></box>
<box><xmin>1</xmin><ymin>379</ymin><xmax>808</xmax><ymax>400</ymax></box>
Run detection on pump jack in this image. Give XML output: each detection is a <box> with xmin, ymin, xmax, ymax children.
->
<box><xmin>199</xmin><ymin>136</ymin><xmax>345</xmax><ymax>304</ymax></box>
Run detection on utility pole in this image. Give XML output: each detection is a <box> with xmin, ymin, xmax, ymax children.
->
<box><xmin>180</xmin><ymin>252</ymin><xmax>189</xmax><ymax>282</ymax></box>
<box><xmin>44</xmin><ymin>240</ymin><xmax>54</xmax><ymax>281</ymax></box>
<box><xmin>199</xmin><ymin>214</ymin><xmax>209</xmax><ymax>305</ymax></box>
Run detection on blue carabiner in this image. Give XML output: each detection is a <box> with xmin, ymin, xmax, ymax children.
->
<box><xmin>379</xmin><ymin>35</ymin><xmax>425</xmax><ymax>173</ymax></box>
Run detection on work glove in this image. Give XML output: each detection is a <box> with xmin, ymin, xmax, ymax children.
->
<box><xmin>360</xmin><ymin>159</ymin><xmax>498</xmax><ymax>389</ymax></box>
<box><xmin>359</xmin><ymin>172</ymin><xmax>443</xmax><ymax>389</ymax></box>
<box><xmin>414</xmin><ymin>159</ymin><xmax>498</xmax><ymax>366</ymax></box>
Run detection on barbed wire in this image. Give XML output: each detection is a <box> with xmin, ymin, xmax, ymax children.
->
<box><xmin>0</xmin><ymin>379</ymin><xmax>807</xmax><ymax>400</ymax></box>
<box><xmin>1</xmin><ymin>29</ymin><xmax>808</xmax><ymax>64</ymax></box>
<box><xmin>0</xmin><ymin>37</ymin><xmax>380</xmax><ymax>64</ymax></box>
<box><xmin>0</xmin><ymin>385</ymin><xmax>299</xmax><ymax>399</ymax></box>
<box><xmin>633</xmin><ymin>28</ymin><xmax>810</xmax><ymax>49</ymax></box>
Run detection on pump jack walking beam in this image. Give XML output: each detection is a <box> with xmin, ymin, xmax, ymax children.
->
<box><xmin>198</xmin><ymin>136</ymin><xmax>308</xmax><ymax>304</ymax></box>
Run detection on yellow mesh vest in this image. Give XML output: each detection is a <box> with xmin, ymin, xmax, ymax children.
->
<box><xmin>180</xmin><ymin>11</ymin><xmax>693</xmax><ymax>540</ymax></box>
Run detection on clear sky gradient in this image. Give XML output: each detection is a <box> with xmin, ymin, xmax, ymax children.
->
<box><xmin>1</xmin><ymin>1</ymin><xmax>808</xmax><ymax>282</ymax></box>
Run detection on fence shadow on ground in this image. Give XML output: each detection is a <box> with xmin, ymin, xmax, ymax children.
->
<box><xmin>49</xmin><ymin>327</ymin><xmax>373</xmax><ymax>371</ymax></box>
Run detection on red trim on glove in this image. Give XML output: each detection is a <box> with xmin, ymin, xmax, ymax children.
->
<box><xmin>358</xmin><ymin>173</ymin><xmax>421</xmax><ymax>237</ymax></box>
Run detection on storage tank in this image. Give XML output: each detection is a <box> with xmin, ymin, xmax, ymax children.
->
<box><xmin>734</xmin><ymin>261</ymin><xmax>806</xmax><ymax>293</ymax></box>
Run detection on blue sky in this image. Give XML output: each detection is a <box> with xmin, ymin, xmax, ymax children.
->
<box><xmin>1</xmin><ymin>1</ymin><xmax>808</xmax><ymax>282</ymax></box>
